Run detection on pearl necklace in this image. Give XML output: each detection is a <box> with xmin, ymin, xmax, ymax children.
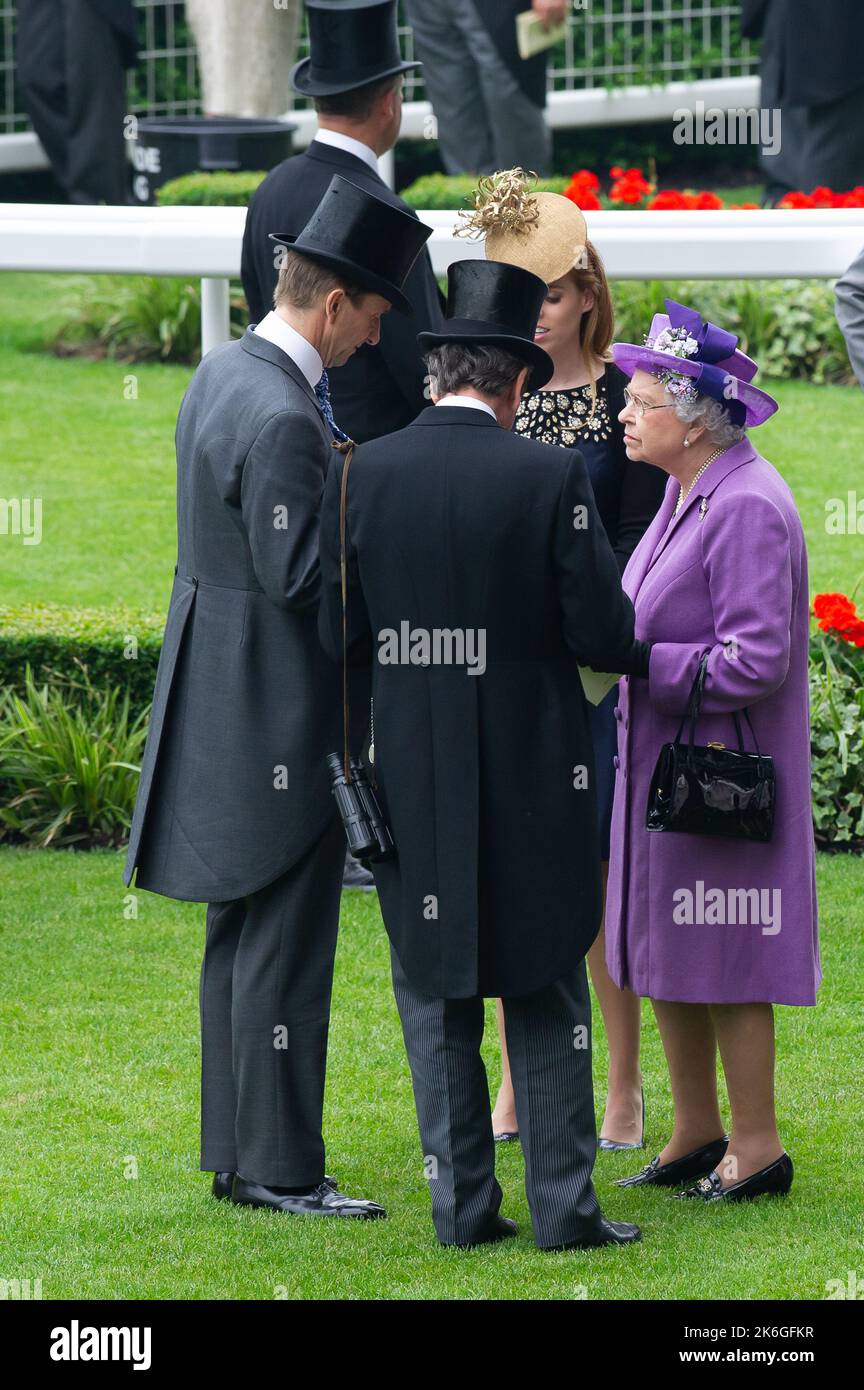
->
<box><xmin>674</xmin><ymin>447</ymin><xmax>725</xmax><ymax>516</ymax></box>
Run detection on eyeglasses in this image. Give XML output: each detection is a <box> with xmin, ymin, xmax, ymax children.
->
<box><xmin>622</xmin><ymin>387</ymin><xmax>677</xmax><ymax>418</ymax></box>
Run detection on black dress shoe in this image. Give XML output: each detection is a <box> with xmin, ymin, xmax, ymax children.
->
<box><xmin>211</xmin><ymin>1171</ymin><xmax>235</xmax><ymax>1200</ymax></box>
<box><xmin>212</xmin><ymin>1171</ymin><xmax>337</xmax><ymax>1200</ymax></box>
<box><xmin>444</xmin><ymin>1215</ymin><xmax>518</xmax><ymax>1249</ymax></box>
<box><xmin>493</xmin><ymin>1130</ymin><xmax>520</xmax><ymax>1144</ymax></box>
<box><xmin>673</xmin><ymin>1152</ymin><xmax>793</xmax><ymax>1202</ymax></box>
<box><xmin>342</xmin><ymin>854</ymin><xmax>376</xmax><ymax>891</ymax></box>
<box><xmin>599</xmin><ymin>1085</ymin><xmax>646</xmax><ymax>1152</ymax></box>
<box><xmin>230</xmin><ymin>1174</ymin><xmax>385</xmax><ymax>1218</ymax></box>
<box><xmin>544</xmin><ymin>1217</ymin><xmax>642</xmax><ymax>1252</ymax></box>
<box><xmin>614</xmin><ymin>1135</ymin><xmax>729</xmax><ymax>1188</ymax></box>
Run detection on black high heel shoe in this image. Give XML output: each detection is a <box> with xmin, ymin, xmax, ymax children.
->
<box><xmin>673</xmin><ymin>1152</ymin><xmax>793</xmax><ymax>1202</ymax></box>
<box><xmin>599</xmin><ymin>1085</ymin><xmax>645</xmax><ymax>1152</ymax></box>
<box><xmin>614</xmin><ymin>1134</ymin><xmax>729</xmax><ymax>1188</ymax></box>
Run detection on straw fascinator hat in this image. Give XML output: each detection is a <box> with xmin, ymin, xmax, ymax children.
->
<box><xmin>455</xmin><ymin>167</ymin><xmax>588</xmax><ymax>284</ymax></box>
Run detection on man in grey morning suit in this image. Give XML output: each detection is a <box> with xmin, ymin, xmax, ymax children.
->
<box><xmin>124</xmin><ymin>175</ymin><xmax>432</xmax><ymax>1217</ymax></box>
<box><xmin>318</xmin><ymin>259</ymin><xmax>650</xmax><ymax>1250</ymax></box>
<box><xmin>836</xmin><ymin>246</ymin><xmax>864</xmax><ymax>389</ymax></box>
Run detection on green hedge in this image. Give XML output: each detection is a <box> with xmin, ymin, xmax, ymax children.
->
<box><xmin>0</xmin><ymin>605</ymin><xmax>163</xmax><ymax>713</ymax></box>
<box><xmin>400</xmin><ymin>173</ymin><xmax>570</xmax><ymax>211</ymax></box>
<box><xmin>157</xmin><ymin>171</ymin><xmax>268</xmax><ymax>207</ymax></box>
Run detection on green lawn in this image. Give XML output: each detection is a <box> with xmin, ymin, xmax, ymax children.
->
<box><xmin>1</xmin><ymin>272</ymin><xmax>862</xmax><ymax>611</ymax></box>
<box><xmin>0</xmin><ymin>846</ymin><xmax>861</xmax><ymax>1301</ymax></box>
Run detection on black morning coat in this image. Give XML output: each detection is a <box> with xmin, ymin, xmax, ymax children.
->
<box><xmin>241</xmin><ymin>139</ymin><xmax>444</xmax><ymax>443</ymax></box>
<box><xmin>318</xmin><ymin>404</ymin><xmax>647</xmax><ymax>1000</ymax></box>
<box><xmin>124</xmin><ymin>328</ymin><xmax>369</xmax><ymax>904</ymax></box>
<box><xmin>740</xmin><ymin>0</ymin><xmax>864</xmax><ymax>106</ymax></box>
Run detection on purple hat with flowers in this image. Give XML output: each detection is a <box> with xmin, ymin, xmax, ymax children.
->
<box><xmin>612</xmin><ymin>299</ymin><xmax>778</xmax><ymax>428</ymax></box>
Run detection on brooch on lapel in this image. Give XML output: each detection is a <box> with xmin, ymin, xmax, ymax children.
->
<box><xmin>698</xmin><ymin>496</ymin><xmax>709</xmax><ymax>521</ymax></box>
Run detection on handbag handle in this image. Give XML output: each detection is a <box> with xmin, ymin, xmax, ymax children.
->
<box><xmin>673</xmin><ymin>652</ymin><xmax>763</xmax><ymax>756</ymax></box>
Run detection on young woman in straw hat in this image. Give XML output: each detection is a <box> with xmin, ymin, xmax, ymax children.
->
<box><xmin>457</xmin><ymin>171</ymin><xmax>667</xmax><ymax>1150</ymax></box>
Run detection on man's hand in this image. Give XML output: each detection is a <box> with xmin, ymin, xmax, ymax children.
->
<box><xmin>532</xmin><ymin>0</ymin><xmax>569</xmax><ymax>29</ymax></box>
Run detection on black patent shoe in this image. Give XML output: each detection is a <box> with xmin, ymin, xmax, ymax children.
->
<box><xmin>212</xmin><ymin>1170</ymin><xmax>337</xmax><ymax>1200</ymax></box>
<box><xmin>545</xmin><ymin>1217</ymin><xmax>642</xmax><ymax>1252</ymax></box>
<box><xmin>231</xmin><ymin>1174</ymin><xmax>385</xmax><ymax>1217</ymax></box>
<box><xmin>211</xmin><ymin>1171</ymin><xmax>235</xmax><ymax>1200</ymax></box>
<box><xmin>614</xmin><ymin>1135</ymin><xmax>729</xmax><ymax>1188</ymax></box>
<box><xmin>444</xmin><ymin>1215</ymin><xmax>518</xmax><ymax>1249</ymax></box>
<box><xmin>673</xmin><ymin>1152</ymin><xmax>793</xmax><ymax>1202</ymax></box>
<box><xmin>599</xmin><ymin>1085</ymin><xmax>646</xmax><ymax>1151</ymax></box>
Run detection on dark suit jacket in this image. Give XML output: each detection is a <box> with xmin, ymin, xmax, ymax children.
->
<box><xmin>472</xmin><ymin>0</ymin><xmax>548</xmax><ymax>108</ymax></box>
<box><xmin>241</xmin><ymin>139</ymin><xmax>444</xmax><ymax>443</ymax></box>
<box><xmin>318</xmin><ymin>404</ymin><xmax>644</xmax><ymax>999</ymax></box>
<box><xmin>124</xmin><ymin>328</ymin><xmax>367</xmax><ymax>903</ymax></box>
<box><xmin>743</xmin><ymin>0</ymin><xmax>864</xmax><ymax>107</ymax></box>
<box><xmin>87</xmin><ymin>0</ymin><xmax>138</xmax><ymax>67</ymax></box>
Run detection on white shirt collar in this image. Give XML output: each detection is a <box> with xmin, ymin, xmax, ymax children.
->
<box><xmin>253</xmin><ymin>310</ymin><xmax>324</xmax><ymax>390</ymax></box>
<box><xmin>435</xmin><ymin>394</ymin><xmax>498</xmax><ymax>421</ymax></box>
<box><xmin>313</xmin><ymin>127</ymin><xmax>380</xmax><ymax>175</ymax></box>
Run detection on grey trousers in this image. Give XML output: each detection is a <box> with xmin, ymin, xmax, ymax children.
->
<box><xmin>16</xmin><ymin>0</ymin><xmax>129</xmax><ymax>204</ymax></box>
<box><xmin>390</xmin><ymin>943</ymin><xmax>602</xmax><ymax>1248</ymax></box>
<box><xmin>404</xmin><ymin>0</ymin><xmax>552</xmax><ymax>176</ymax></box>
<box><xmin>199</xmin><ymin>814</ymin><xmax>346</xmax><ymax>1186</ymax></box>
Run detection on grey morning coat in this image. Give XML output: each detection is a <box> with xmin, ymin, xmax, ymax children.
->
<box><xmin>124</xmin><ymin>328</ymin><xmax>366</xmax><ymax>902</ymax></box>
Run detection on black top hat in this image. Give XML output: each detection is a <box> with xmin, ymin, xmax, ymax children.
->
<box><xmin>417</xmin><ymin>260</ymin><xmax>554</xmax><ymax>387</ymax></box>
<box><xmin>269</xmin><ymin>174</ymin><xmax>432</xmax><ymax>317</ymax></box>
<box><xmin>291</xmin><ymin>0</ymin><xmax>421</xmax><ymax>98</ymax></box>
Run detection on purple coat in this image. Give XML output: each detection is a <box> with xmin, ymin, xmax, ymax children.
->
<box><xmin>605</xmin><ymin>438</ymin><xmax>822</xmax><ymax>1005</ymax></box>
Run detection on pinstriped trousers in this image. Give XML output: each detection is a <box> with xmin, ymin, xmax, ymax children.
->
<box><xmin>390</xmin><ymin>944</ymin><xmax>603</xmax><ymax>1248</ymax></box>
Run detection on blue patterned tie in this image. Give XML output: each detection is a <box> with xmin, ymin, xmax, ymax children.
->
<box><xmin>315</xmin><ymin>369</ymin><xmax>351</xmax><ymax>443</ymax></box>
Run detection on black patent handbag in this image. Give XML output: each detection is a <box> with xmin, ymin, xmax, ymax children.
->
<box><xmin>646</xmin><ymin>654</ymin><xmax>775</xmax><ymax>841</ymax></box>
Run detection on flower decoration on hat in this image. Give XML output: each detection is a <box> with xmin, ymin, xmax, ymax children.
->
<box><xmin>454</xmin><ymin>167</ymin><xmax>588</xmax><ymax>285</ymax></box>
<box><xmin>644</xmin><ymin>324</ymin><xmax>701</xmax><ymax>401</ymax></box>
<box><xmin>455</xmin><ymin>167</ymin><xmax>541</xmax><ymax>241</ymax></box>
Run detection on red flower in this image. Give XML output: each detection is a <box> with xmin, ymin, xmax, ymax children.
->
<box><xmin>813</xmin><ymin>592</ymin><xmax>864</xmax><ymax>646</ymax></box>
<box><xmin>646</xmin><ymin>189</ymin><xmax>687</xmax><ymax>210</ymax></box>
<box><xmin>567</xmin><ymin>168</ymin><xmax>599</xmax><ymax>192</ymax></box>
<box><xmin>778</xmin><ymin>191</ymin><xmax>815</xmax><ymax>208</ymax></box>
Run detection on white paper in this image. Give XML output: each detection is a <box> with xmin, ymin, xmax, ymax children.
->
<box><xmin>516</xmin><ymin>10</ymin><xmax>568</xmax><ymax>60</ymax></box>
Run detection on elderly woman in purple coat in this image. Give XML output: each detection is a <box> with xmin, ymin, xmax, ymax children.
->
<box><xmin>605</xmin><ymin>300</ymin><xmax>821</xmax><ymax>1203</ymax></box>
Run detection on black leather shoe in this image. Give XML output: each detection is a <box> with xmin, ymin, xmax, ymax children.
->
<box><xmin>544</xmin><ymin>1218</ymin><xmax>642</xmax><ymax>1251</ymax></box>
<box><xmin>211</xmin><ymin>1171</ymin><xmax>235</xmax><ymax>1200</ymax></box>
<box><xmin>343</xmin><ymin>855</ymin><xmax>376</xmax><ymax>891</ymax></box>
<box><xmin>212</xmin><ymin>1171</ymin><xmax>337</xmax><ymax>1200</ymax></box>
<box><xmin>493</xmin><ymin>1130</ymin><xmax>520</xmax><ymax>1144</ymax></box>
<box><xmin>599</xmin><ymin>1085</ymin><xmax>645</xmax><ymax>1151</ymax></box>
<box><xmin>614</xmin><ymin>1135</ymin><xmax>729</xmax><ymax>1188</ymax></box>
<box><xmin>444</xmin><ymin>1215</ymin><xmax>518</xmax><ymax>1249</ymax></box>
<box><xmin>230</xmin><ymin>1174</ymin><xmax>385</xmax><ymax>1218</ymax></box>
<box><xmin>673</xmin><ymin>1152</ymin><xmax>793</xmax><ymax>1202</ymax></box>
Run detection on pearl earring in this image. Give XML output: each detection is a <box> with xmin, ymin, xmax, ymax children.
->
<box><xmin>683</xmin><ymin>437</ymin><xmax>691</xmax><ymax>448</ymax></box>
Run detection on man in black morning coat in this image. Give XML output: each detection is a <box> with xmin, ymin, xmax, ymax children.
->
<box><xmin>241</xmin><ymin>0</ymin><xmax>444</xmax><ymax>444</ymax></box>
<box><xmin>124</xmin><ymin>174</ymin><xmax>432</xmax><ymax>1218</ymax></box>
<box><xmin>741</xmin><ymin>0</ymin><xmax>864</xmax><ymax>199</ymax></box>
<box><xmin>318</xmin><ymin>258</ymin><xmax>652</xmax><ymax>1251</ymax></box>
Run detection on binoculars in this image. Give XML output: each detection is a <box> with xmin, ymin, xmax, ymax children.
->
<box><xmin>327</xmin><ymin>753</ymin><xmax>395</xmax><ymax>864</ymax></box>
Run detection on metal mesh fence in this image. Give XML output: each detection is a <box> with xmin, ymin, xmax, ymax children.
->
<box><xmin>1</xmin><ymin>0</ymin><xmax>758</xmax><ymax>135</ymax></box>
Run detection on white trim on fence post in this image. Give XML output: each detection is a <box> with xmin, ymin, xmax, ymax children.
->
<box><xmin>201</xmin><ymin>276</ymin><xmax>231</xmax><ymax>357</ymax></box>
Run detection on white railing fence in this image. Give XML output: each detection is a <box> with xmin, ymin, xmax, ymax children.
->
<box><xmin>2</xmin><ymin>203</ymin><xmax>863</xmax><ymax>356</ymax></box>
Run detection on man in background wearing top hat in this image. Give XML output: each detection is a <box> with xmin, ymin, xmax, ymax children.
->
<box><xmin>318</xmin><ymin>258</ymin><xmax>652</xmax><ymax>1250</ymax></box>
<box><xmin>124</xmin><ymin>175</ymin><xmax>432</xmax><ymax>1218</ymax></box>
<box><xmin>242</xmin><ymin>0</ymin><xmax>444</xmax><ymax>445</ymax></box>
